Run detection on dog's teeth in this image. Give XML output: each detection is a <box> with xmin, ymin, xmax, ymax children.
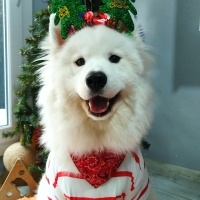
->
<box><xmin>89</xmin><ymin>101</ymin><xmax>92</xmax><ymax>109</ymax></box>
<box><xmin>107</xmin><ymin>101</ymin><xmax>109</xmax><ymax>108</ymax></box>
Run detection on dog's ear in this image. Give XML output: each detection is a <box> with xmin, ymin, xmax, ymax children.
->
<box><xmin>132</xmin><ymin>18</ymin><xmax>154</xmax><ymax>74</ymax></box>
<box><xmin>48</xmin><ymin>14</ymin><xmax>65</xmax><ymax>48</ymax></box>
<box><xmin>132</xmin><ymin>17</ymin><xmax>145</xmax><ymax>44</ymax></box>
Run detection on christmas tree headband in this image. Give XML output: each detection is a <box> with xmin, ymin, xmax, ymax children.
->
<box><xmin>50</xmin><ymin>0</ymin><xmax>137</xmax><ymax>39</ymax></box>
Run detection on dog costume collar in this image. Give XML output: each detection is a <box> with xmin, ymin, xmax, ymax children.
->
<box><xmin>70</xmin><ymin>151</ymin><xmax>126</xmax><ymax>188</ymax></box>
<box><xmin>50</xmin><ymin>0</ymin><xmax>137</xmax><ymax>39</ymax></box>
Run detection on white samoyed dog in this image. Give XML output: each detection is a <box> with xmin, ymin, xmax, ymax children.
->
<box><xmin>37</xmin><ymin>14</ymin><xmax>156</xmax><ymax>200</ymax></box>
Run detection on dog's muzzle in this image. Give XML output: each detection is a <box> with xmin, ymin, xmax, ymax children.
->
<box><xmin>85</xmin><ymin>71</ymin><xmax>119</xmax><ymax>117</ymax></box>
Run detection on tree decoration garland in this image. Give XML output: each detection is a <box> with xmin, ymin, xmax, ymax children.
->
<box><xmin>50</xmin><ymin>0</ymin><xmax>137</xmax><ymax>39</ymax></box>
<box><xmin>3</xmin><ymin>8</ymin><xmax>50</xmax><ymax>176</ymax></box>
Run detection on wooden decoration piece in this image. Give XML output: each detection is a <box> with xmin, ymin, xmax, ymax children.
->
<box><xmin>0</xmin><ymin>158</ymin><xmax>38</xmax><ymax>200</ymax></box>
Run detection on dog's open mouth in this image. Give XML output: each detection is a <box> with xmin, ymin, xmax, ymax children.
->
<box><xmin>86</xmin><ymin>94</ymin><xmax>119</xmax><ymax>117</ymax></box>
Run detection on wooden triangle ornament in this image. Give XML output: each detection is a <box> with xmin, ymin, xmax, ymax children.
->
<box><xmin>0</xmin><ymin>158</ymin><xmax>38</xmax><ymax>200</ymax></box>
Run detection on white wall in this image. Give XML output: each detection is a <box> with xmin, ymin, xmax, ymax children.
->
<box><xmin>136</xmin><ymin>0</ymin><xmax>200</xmax><ymax>171</ymax></box>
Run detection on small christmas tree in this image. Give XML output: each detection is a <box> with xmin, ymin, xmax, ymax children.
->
<box><xmin>3</xmin><ymin>7</ymin><xmax>50</xmax><ymax>175</ymax></box>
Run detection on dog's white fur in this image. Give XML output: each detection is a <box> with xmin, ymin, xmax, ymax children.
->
<box><xmin>37</xmin><ymin>14</ymin><xmax>155</xmax><ymax>199</ymax></box>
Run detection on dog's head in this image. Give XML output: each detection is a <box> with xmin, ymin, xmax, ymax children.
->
<box><xmin>40</xmin><ymin>14</ymin><xmax>151</xmax><ymax>120</ymax></box>
<box><xmin>38</xmin><ymin>13</ymin><xmax>153</xmax><ymax>154</ymax></box>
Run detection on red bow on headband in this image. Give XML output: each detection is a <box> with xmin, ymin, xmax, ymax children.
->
<box><xmin>84</xmin><ymin>11</ymin><xmax>108</xmax><ymax>25</ymax></box>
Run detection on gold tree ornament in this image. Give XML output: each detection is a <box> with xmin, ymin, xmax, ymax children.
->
<box><xmin>3</xmin><ymin>142</ymin><xmax>36</xmax><ymax>172</ymax></box>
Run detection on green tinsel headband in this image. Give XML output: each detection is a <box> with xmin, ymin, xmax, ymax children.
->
<box><xmin>50</xmin><ymin>0</ymin><xmax>137</xmax><ymax>39</ymax></box>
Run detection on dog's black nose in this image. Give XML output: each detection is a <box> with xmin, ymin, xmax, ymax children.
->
<box><xmin>86</xmin><ymin>71</ymin><xmax>107</xmax><ymax>91</ymax></box>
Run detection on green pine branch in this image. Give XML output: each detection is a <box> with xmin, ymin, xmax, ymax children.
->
<box><xmin>3</xmin><ymin>8</ymin><xmax>50</xmax><ymax>145</ymax></box>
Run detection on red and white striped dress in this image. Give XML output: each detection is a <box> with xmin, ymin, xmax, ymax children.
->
<box><xmin>37</xmin><ymin>148</ymin><xmax>150</xmax><ymax>200</ymax></box>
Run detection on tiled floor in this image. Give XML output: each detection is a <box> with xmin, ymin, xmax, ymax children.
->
<box><xmin>149</xmin><ymin>173</ymin><xmax>200</xmax><ymax>199</ymax></box>
<box><xmin>147</xmin><ymin>159</ymin><xmax>200</xmax><ymax>200</ymax></box>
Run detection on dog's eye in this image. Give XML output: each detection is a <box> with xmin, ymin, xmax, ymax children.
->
<box><xmin>109</xmin><ymin>55</ymin><xmax>121</xmax><ymax>63</ymax></box>
<box><xmin>75</xmin><ymin>58</ymin><xmax>85</xmax><ymax>66</ymax></box>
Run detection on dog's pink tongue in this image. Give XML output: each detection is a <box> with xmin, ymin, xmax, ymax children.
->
<box><xmin>89</xmin><ymin>96</ymin><xmax>109</xmax><ymax>113</ymax></box>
